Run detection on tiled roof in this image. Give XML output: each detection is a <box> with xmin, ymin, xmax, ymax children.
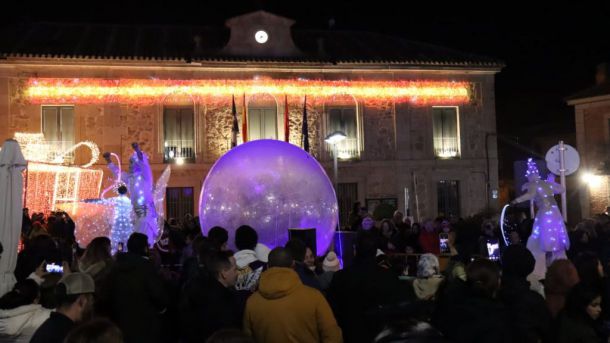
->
<box><xmin>565</xmin><ymin>82</ymin><xmax>610</xmax><ymax>102</ymax></box>
<box><xmin>0</xmin><ymin>22</ymin><xmax>504</xmax><ymax>68</ymax></box>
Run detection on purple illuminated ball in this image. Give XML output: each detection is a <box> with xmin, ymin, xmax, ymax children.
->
<box><xmin>199</xmin><ymin>140</ymin><xmax>338</xmax><ymax>254</ymax></box>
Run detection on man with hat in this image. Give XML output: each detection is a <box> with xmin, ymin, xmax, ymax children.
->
<box><xmin>30</xmin><ymin>272</ymin><xmax>95</xmax><ymax>343</ymax></box>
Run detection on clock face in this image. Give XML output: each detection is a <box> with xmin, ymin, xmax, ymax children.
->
<box><xmin>255</xmin><ymin>30</ymin><xmax>268</xmax><ymax>44</ymax></box>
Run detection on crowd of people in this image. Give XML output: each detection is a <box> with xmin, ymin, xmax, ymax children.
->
<box><xmin>1</xmin><ymin>205</ymin><xmax>610</xmax><ymax>343</ymax></box>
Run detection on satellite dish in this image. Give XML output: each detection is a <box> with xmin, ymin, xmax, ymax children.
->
<box><xmin>545</xmin><ymin>144</ymin><xmax>580</xmax><ymax>175</ymax></box>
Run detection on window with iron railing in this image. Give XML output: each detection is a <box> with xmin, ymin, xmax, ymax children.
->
<box><xmin>432</xmin><ymin>107</ymin><xmax>460</xmax><ymax>159</ymax></box>
<box><xmin>164</xmin><ymin>107</ymin><xmax>195</xmax><ymax>163</ymax></box>
<box><xmin>42</xmin><ymin>106</ymin><xmax>75</xmax><ymax>163</ymax></box>
<box><xmin>437</xmin><ymin>180</ymin><xmax>460</xmax><ymax>217</ymax></box>
<box><xmin>325</xmin><ymin>107</ymin><xmax>361</xmax><ymax>159</ymax></box>
<box><xmin>166</xmin><ymin>187</ymin><xmax>194</xmax><ymax>220</ymax></box>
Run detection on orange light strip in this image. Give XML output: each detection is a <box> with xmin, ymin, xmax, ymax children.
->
<box><xmin>24</xmin><ymin>78</ymin><xmax>471</xmax><ymax>105</ymax></box>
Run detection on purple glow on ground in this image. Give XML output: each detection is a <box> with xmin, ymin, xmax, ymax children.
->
<box><xmin>199</xmin><ymin>140</ymin><xmax>339</xmax><ymax>254</ymax></box>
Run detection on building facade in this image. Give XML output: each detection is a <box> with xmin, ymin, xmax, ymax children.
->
<box><xmin>0</xmin><ymin>11</ymin><xmax>503</xmax><ymax>224</ymax></box>
<box><xmin>567</xmin><ymin>64</ymin><xmax>610</xmax><ymax>218</ymax></box>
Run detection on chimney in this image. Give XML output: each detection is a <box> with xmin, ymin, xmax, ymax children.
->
<box><xmin>595</xmin><ymin>62</ymin><xmax>609</xmax><ymax>85</ymax></box>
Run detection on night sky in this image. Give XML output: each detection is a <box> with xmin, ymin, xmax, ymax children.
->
<box><xmin>4</xmin><ymin>1</ymin><xmax>610</xmax><ymax>171</ymax></box>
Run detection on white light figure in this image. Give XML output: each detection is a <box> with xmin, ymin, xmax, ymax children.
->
<box><xmin>511</xmin><ymin>158</ymin><xmax>570</xmax><ymax>277</ymax></box>
<box><xmin>104</xmin><ymin>143</ymin><xmax>159</xmax><ymax>246</ymax></box>
<box><xmin>109</xmin><ymin>185</ymin><xmax>135</xmax><ymax>253</ymax></box>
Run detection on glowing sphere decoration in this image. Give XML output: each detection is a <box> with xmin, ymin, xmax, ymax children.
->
<box><xmin>199</xmin><ymin>140</ymin><xmax>338</xmax><ymax>254</ymax></box>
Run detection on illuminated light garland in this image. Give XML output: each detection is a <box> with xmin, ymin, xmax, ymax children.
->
<box><xmin>24</xmin><ymin>78</ymin><xmax>471</xmax><ymax>105</ymax></box>
<box><xmin>24</xmin><ymin>162</ymin><xmax>103</xmax><ymax>215</ymax></box>
<box><xmin>14</xmin><ymin>133</ymin><xmax>100</xmax><ymax>167</ymax></box>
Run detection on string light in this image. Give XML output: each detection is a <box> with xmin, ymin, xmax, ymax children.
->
<box><xmin>24</xmin><ymin>78</ymin><xmax>471</xmax><ymax>105</ymax></box>
<box><xmin>14</xmin><ymin>132</ymin><xmax>100</xmax><ymax>167</ymax></box>
<box><xmin>25</xmin><ymin>162</ymin><xmax>103</xmax><ymax>215</ymax></box>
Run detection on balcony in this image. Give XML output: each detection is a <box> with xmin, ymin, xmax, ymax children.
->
<box><xmin>326</xmin><ymin>137</ymin><xmax>361</xmax><ymax>160</ymax></box>
<box><xmin>434</xmin><ymin>137</ymin><xmax>460</xmax><ymax>159</ymax></box>
<box><xmin>164</xmin><ymin>140</ymin><xmax>195</xmax><ymax>164</ymax></box>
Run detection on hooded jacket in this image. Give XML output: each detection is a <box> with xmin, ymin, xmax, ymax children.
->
<box><xmin>244</xmin><ymin>267</ymin><xmax>342</xmax><ymax>343</ymax></box>
<box><xmin>0</xmin><ymin>305</ymin><xmax>51</xmax><ymax>343</ymax></box>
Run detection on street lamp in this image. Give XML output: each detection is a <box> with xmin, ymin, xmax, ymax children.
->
<box><xmin>325</xmin><ymin>131</ymin><xmax>347</xmax><ymax>195</ymax></box>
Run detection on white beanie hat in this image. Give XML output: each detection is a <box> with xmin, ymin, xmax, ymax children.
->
<box><xmin>323</xmin><ymin>251</ymin><xmax>341</xmax><ymax>272</ymax></box>
<box><xmin>254</xmin><ymin>243</ymin><xmax>271</xmax><ymax>263</ymax></box>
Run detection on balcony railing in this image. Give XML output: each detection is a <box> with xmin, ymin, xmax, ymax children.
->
<box><xmin>164</xmin><ymin>140</ymin><xmax>195</xmax><ymax>163</ymax></box>
<box><xmin>434</xmin><ymin>137</ymin><xmax>460</xmax><ymax>158</ymax></box>
<box><xmin>326</xmin><ymin>137</ymin><xmax>361</xmax><ymax>160</ymax></box>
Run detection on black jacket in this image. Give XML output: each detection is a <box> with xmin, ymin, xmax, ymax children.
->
<box><xmin>498</xmin><ymin>276</ymin><xmax>552</xmax><ymax>343</ymax></box>
<box><xmin>327</xmin><ymin>257</ymin><xmax>406</xmax><ymax>343</ymax></box>
<box><xmin>180</xmin><ymin>274</ymin><xmax>242</xmax><ymax>342</ymax></box>
<box><xmin>100</xmin><ymin>252</ymin><xmax>168</xmax><ymax>343</ymax></box>
<box><xmin>30</xmin><ymin>312</ymin><xmax>74</xmax><ymax>343</ymax></box>
<box><xmin>434</xmin><ymin>282</ymin><xmax>511</xmax><ymax>343</ymax></box>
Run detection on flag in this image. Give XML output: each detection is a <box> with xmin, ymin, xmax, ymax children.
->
<box><xmin>301</xmin><ymin>95</ymin><xmax>309</xmax><ymax>152</ymax></box>
<box><xmin>241</xmin><ymin>93</ymin><xmax>248</xmax><ymax>143</ymax></box>
<box><xmin>231</xmin><ymin>95</ymin><xmax>238</xmax><ymax>148</ymax></box>
<box><xmin>284</xmin><ymin>95</ymin><xmax>289</xmax><ymax>142</ymax></box>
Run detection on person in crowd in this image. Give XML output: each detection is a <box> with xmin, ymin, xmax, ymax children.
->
<box><xmin>436</xmin><ymin>258</ymin><xmax>511</xmax><ymax>343</ymax></box>
<box><xmin>379</xmin><ymin>219</ymin><xmax>398</xmax><ymax>252</ymax></box>
<box><xmin>410</xmin><ymin>254</ymin><xmax>443</xmax><ymax>301</ymax></box>
<box><xmin>557</xmin><ymin>283</ymin><xmax>604</xmax><ymax>343</ymax></box>
<box><xmin>0</xmin><ymin>279</ymin><xmax>51</xmax><ymax>343</ymax></box>
<box><xmin>361</xmin><ymin>215</ymin><xmax>375</xmax><ymax>231</ymax></box>
<box><xmin>392</xmin><ymin>211</ymin><xmax>409</xmax><ymax>233</ymax></box>
<box><xmin>208</xmin><ymin>226</ymin><xmax>229</xmax><ymax>252</ymax></box>
<box><xmin>477</xmin><ymin>220</ymin><xmax>498</xmax><ymax>257</ymax></box>
<box><xmin>418</xmin><ymin>220</ymin><xmax>439</xmax><ymax>255</ymax></box>
<box><xmin>180</xmin><ymin>235</ymin><xmax>212</xmax><ymax>286</ymax></box>
<box><xmin>181</xmin><ymin>251</ymin><xmax>240</xmax><ymax>342</ymax></box>
<box><xmin>573</xmin><ymin>251</ymin><xmax>605</xmax><ymax>288</ymax></box>
<box><xmin>243</xmin><ymin>247</ymin><xmax>342</xmax><ymax>343</ymax></box>
<box><xmin>285</xmin><ymin>239</ymin><xmax>321</xmax><ymax>290</ymax></box>
<box><xmin>63</xmin><ymin>318</ymin><xmax>124</xmax><ymax>343</ymax></box>
<box><xmin>30</xmin><ymin>273</ymin><xmax>95</xmax><ymax>343</ymax></box>
<box><xmin>304</xmin><ymin>245</ymin><xmax>316</xmax><ymax>272</ymax></box>
<box><xmin>233</xmin><ymin>226</ymin><xmax>266</xmax><ymax>294</ymax></box>
<box><xmin>100</xmin><ymin>233</ymin><xmax>168</xmax><ymax>343</ymax></box>
<box><xmin>206</xmin><ymin>329</ymin><xmax>254</xmax><ymax>343</ymax></box>
<box><xmin>328</xmin><ymin>230</ymin><xmax>405</xmax><ymax>343</ymax></box>
<box><xmin>545</xmin><ymin>259</ymin><xmax>581</xmax><ymax>318</ymax></box>
<box><xmin>348</xmin><ymin>202</ymin><xmax>363</xmax><ymax>231</ymax></box>
<box><xmin>318</xmin><ymin>251</ymin><xmax>341</xmax><ymax>290</ymax></box>
<box><xmin>374</xmin><ymin>319</ymin><xmax>449</xmax><ymax>343</ymax></box>
<box><xmin>15</xmin><ymin>235</ymin><xmax>61</xmax><ymax>282</ymax></box>
<box><xmin>498</xmin><ymin>244</ymin><xmax>551</xmax><ymax>343</ymax></box>
<box><xmin>78</xmin><ymin>237</ymin><xmax>113</xmax><ymax>284</ymax></box>
<box><xmin>254</xmin><ymin>243</ymin><xmax>270</xmax><ymax>264</ymax></box>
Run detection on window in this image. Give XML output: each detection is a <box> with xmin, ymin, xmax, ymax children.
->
<box><xmin>248</xmin><ymin>108</ymin><xmax>277</xmax><ymax>140</ymax></box>
<box><xmin>42</xmin><ymin>106</ymin><xmax>74</xmax><ymax>161</ymax></box>
<box><xmin>432</xmin><ymin>107</ymin><xmax>460</xmax><ymax>158</ymax></box>
<box><xmin>166</xmin><ymin>187</ymin><xmax>194</xmax><ymax>220</ymax></box>
<box><xmin>437</xmin><ymin>180</ymin><xmax>460</xmax><ymax>217</ymax></box>
<box><xmin>337</xmin><ymin>183</ymin><xmax>358</xmax><ymax>229</ymax></box>
<box><xmin>164</xmin><ymin>107</ymin><xmax>194</xmax><ymax>163</ymax></box>
<box><xmin>326</xmin><ymin>107</ymin><xmax>360</xmax><ymax>159</ymax></box>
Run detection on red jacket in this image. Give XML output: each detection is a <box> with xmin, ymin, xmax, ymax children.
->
<box><xmin>419</xmin><ymin>231</ymin><xmax>440</xmax><ymax>254</ymax></box>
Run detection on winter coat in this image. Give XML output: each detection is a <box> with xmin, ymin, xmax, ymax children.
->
<box><xmin>434</xmin><ymin>284</ymin><xmax>511</xmax><ymax>343</ymax></box>
<box><xmin>100</xmin><ymin>252</ymin><xmax>168</xmax><ymax>343</ymax></box>
<box><xmin>327</xmin><ymin>258</ymin><xmax>406</xmax><ymax>343</ymax></box>
<box><xmin>556</xmin><ymin>312</ymin><xmax>603</xmax><ymax>343</ymax></box>
<box><xmin>0</xmin><ymin>305</ymin><xmax>51</xmax><ymax>343</ymax></box>
<box><xmin>498</xmin><ymin>276</ymin><xmax>552</xmax><ymax>343</ymax></box>
<box><xmin>418</xmin><ymin>231</ymin><xmax>440</xmax><ymax>254</ymax></box>
<box><xmin>234</xmin><ymin>250</ymin><xmax>266</xmax><ymax>293</ymax></box>
<box><xmin>412</xmin><ymin>276</ymin><xmax>444</xmax><ymax>300</ymax></box>
<box><xmin>293</xmin><ymin>262</ymin><xmax>321</xmax><ymax>290</ymax></box>
<box><xmin>244</xmin><ymin>267</ymin><xmax>342</xmax><ymax>343</ymax></box>
<box><xmin>180</xmin><ymin>276</ymin><xmax>242</xmax><ymax>343</ymax></box>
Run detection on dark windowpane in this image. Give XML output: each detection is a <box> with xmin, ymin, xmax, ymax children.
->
<box><xmin>437</xmin><ymin>180</ymin><xmax>460</xmax><ymax>217</ymax></box>
<box><xmin>166</xmin><ymin>187</ymin><xmax>194</xmax><ymax>220</ymax></box>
